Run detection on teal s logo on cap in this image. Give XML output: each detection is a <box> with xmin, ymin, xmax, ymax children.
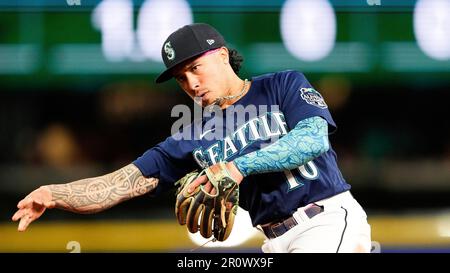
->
<box><xmin>164</xmin><ymin>41</ymin><xmax>175</xmax><ymax>61</ymax></box>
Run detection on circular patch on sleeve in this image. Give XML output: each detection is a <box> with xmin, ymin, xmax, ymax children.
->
<box><xmin>300</xmin><ymin>88</ymin><xmax>328</xmax><ymax>109</ymax></box>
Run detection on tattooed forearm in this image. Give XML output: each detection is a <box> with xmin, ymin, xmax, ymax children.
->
<box><xmin>234</xmin><ymin>116</ymin><xmax>329</xmax><ymax>177</ymax></box>
<box><xmin>45</xmin><ymin>164</ymin><xmax>158</xmax><ymax>214</ymax></box>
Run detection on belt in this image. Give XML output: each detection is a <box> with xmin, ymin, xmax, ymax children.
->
<box><xmin>261</xmin><ymin>204</ymin><xmax>324</xmax><ymax>239</ymax></box>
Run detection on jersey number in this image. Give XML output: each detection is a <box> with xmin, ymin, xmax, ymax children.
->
<box><xmin>284</xmin><ymin>161</ymin><xmax>318</xmax><ymax>191</ymax></box>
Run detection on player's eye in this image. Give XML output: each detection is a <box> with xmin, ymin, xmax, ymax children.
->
<box><xmin>191</xmin><ymin>64</ymin><xmax>200</xmax><ymax>72</ymax></box>
<box><xmin>176</xmin><ymin>75</ymin><xmax>186</xmax><ymax>82</ymax></box>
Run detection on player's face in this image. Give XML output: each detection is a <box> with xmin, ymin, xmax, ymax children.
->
<box><xmin>172</xmin><ymin>47</ymin><xmax>231</xmax><ymax>107</ymax></box>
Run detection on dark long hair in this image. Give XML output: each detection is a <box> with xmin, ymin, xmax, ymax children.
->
<box><xmin>227</xmin><ymin>48</ymin><xmax>244</xmax><ymax>75</ymax></box>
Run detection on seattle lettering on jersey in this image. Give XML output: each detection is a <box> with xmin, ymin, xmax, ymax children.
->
<box><xmin>192</xmin><ymin>111</ymin><xmax>289</xmax><ymax>168</ymax></box>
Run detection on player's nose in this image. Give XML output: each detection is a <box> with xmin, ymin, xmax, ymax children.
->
<box><xmin>185</xmin><ymin>74</ymin><xmax>200</xmax><ymax>94</ymax></box>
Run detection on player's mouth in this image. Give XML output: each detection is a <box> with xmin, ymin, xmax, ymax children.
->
<box><xmin>196</xmin><ymin>90</ymin><xmax>208</xmax><ymax>97</ymax></box>
<box><xmin>198</xmin><ymin>91</ymin><xmax>210</xmax><ymax>102</ymax></box>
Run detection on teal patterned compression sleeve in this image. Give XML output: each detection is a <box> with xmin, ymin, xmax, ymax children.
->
<box><xmin>233</xmin><ymin>116</ymin><xmax>329</xmax><ymax>177</ymax></box>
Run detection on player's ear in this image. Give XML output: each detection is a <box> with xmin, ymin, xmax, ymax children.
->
<box><xmin>218</xmin><ymin>47</ymin><xmax>229</xmax><ymax>64</ymax></box>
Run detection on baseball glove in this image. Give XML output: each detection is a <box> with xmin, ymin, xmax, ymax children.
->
<box><xmin>174</xmin><ymin>162</ymin><xmax>239</xmax><ymax>242</ymax></box>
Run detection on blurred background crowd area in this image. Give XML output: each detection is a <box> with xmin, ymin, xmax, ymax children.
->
<box><xmin>1</xmin><ymin>0</ymin><xmax>450</xmax><ymax>252</ymax></box>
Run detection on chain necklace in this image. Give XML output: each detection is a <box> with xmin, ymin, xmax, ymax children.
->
<box><xmin>206</xmin><ymin>79</ymin><xmax>249</xmax><ymax>111</ymax></box>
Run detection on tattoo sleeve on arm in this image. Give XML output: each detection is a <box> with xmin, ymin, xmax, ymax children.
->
<box><xmin>47</xmin><ymin>164</ymin><xmax>159</xmax><ymax>214</ymax></box>
<box><xmin>234</xmin><ymin>116</ymin><xmax>329</xmax><ymax>177</ymax></box>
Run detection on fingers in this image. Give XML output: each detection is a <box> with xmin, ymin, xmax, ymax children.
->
<box><xmin>12</xmin><ymin>209</ymin><xmax>26</xmax><ymax>222</ymax></box>
<box><xmin>187</xmin><ymin>174</ymin><xmax>217</xmax><ymax>195</ymax></box>
<box><xmin>188</xmin><ymin>175</ymin><xmax>218</xmax><ymax>195</ymax></box>
<box><xmin>201</xmin><ymin>182</ymin><xmax>217</xmax><ymax>195</ymax></box>
<box><xmin>12</xmin><ymin>208</ymin><xmax>33</xmax><ymax>231</ymax></box>
<box><xmin>188</xmin><ymin>175</ymin><xmax>208</xmax><ymax>193</ymax></box>
<box><xmin>203</xmin><ymin>182</ymin><xmax>212</xmax><ymax>193</ymax></box>
<box><xmin>13</xmin><ymin>200</ymin><xmax>53</xmax><ymax>232</ymax></box>
<box><xmin>18</xmin><ymin>214</ymin><xmax>33</xmax><ymax>232</ymax></box>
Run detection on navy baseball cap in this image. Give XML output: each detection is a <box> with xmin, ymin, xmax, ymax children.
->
<box><xmin>155</xmin><ymin>23</ymin><xmax>226</xmax><ymax>83</ymax></box>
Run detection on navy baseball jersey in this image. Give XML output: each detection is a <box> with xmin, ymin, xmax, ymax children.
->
<box><xmin>134</xmin><ymin>70</ymin><xmax>350</xmax><ymax>226</ymax></box>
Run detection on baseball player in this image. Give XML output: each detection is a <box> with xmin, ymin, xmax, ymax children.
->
<box><xmin>12</xmin><ymin>23</ymin><xmax>371</xmax><ymax>253</ymax></box>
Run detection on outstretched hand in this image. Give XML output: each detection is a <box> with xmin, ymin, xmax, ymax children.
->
<box><xmin>188</xmin><ymin>161</ymin><xmax>244</xmax><ymax>195</ymax></box>
<box><xmin>12</xmin><ymin>186</ymin><xmax>55</xmax><ymax>232</ymax></box>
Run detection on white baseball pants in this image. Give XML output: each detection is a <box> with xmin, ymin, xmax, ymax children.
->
<box><xmin>260</xmin><ymin>191</ymin><xmax>372</xmax><ymax>253</ymax></box>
